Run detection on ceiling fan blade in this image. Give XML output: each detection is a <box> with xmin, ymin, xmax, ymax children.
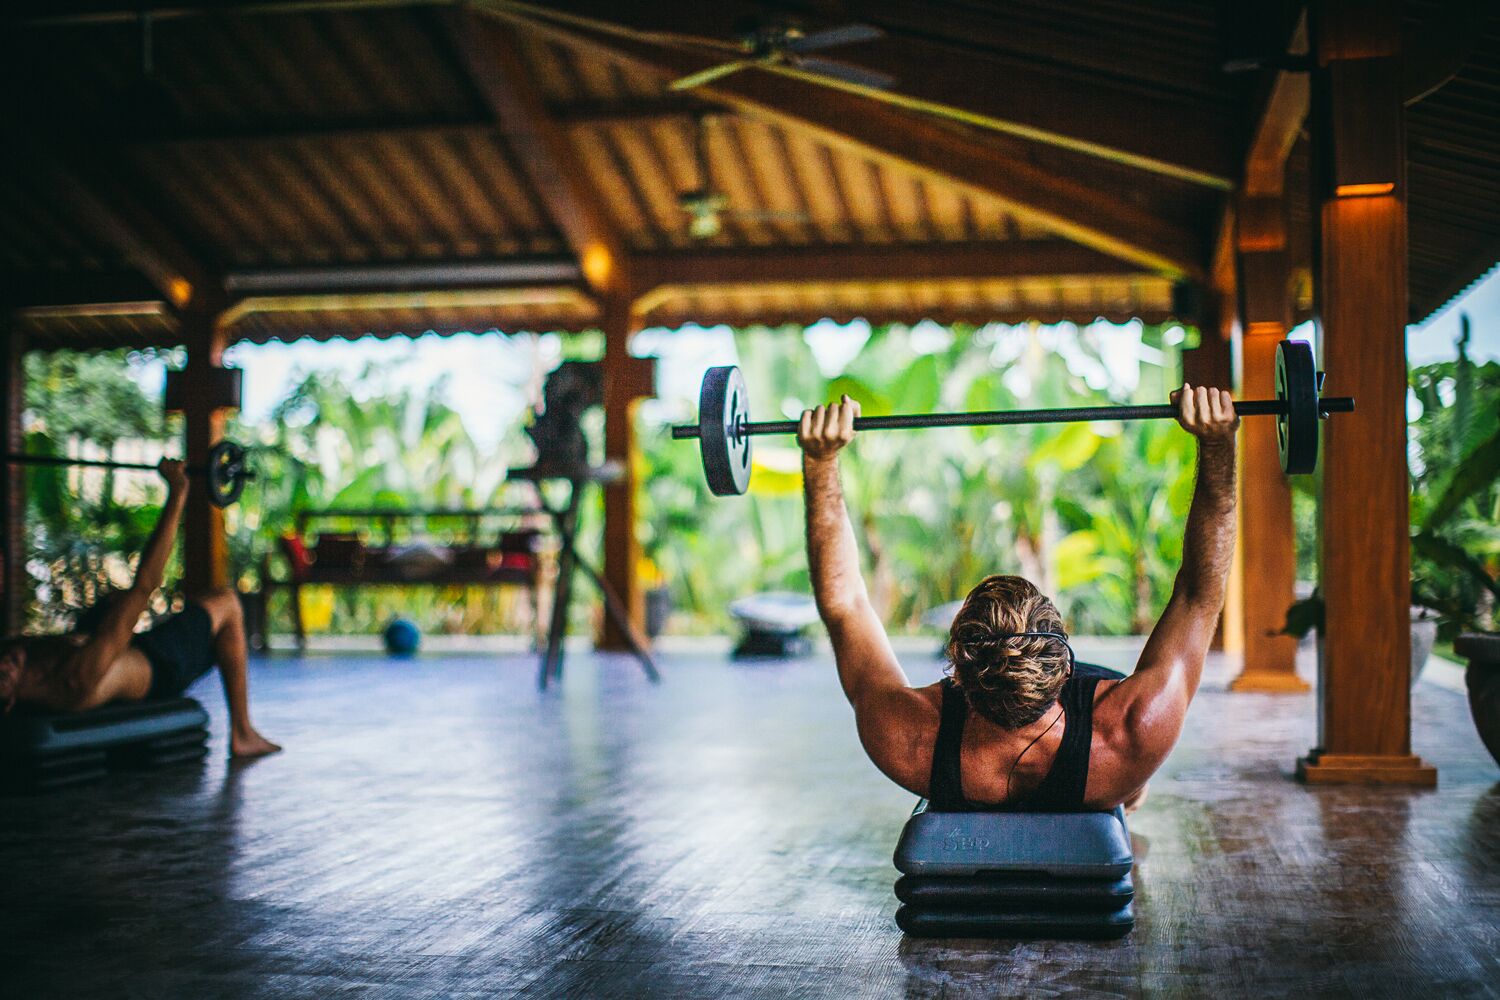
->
<box><xmin>670</xmin><ymin>60</ymin><xmax>755</xmax><ymax>91</ymax></box>
<box><xmin>646</xmin><ymin>32</ymin><xmax>747</xmax><ymax>55</ymax></box>
<box><xmin>795</xmin><ymin>56</ymin><xmax>897</xmax><ymax>91</ymax></box>
<box><xmin>784</xmin><ymin>23</ymin><xmax>883</xmax><ymax>53</ymax></box>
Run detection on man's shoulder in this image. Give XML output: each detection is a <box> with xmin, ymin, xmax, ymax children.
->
<box><xmin>855</xmin><ymin>682</ymin><xmax>944</xmax><ymax>793</ymax></box>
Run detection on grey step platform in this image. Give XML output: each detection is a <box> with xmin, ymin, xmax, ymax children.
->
<box><xmin>896</xmin><ymin>902</ymin><xmax>1135</xmax><ymax>940</ymax></box>
<box><xmin>1</xmin><ymin>698</ymin><xmax>210</xmax><ymax>794</ymax></box>
<box><xmin>895</xmin><ymin>872</ymin><xmax>1134</xmax><ymax>912</ymax></box>
<box><xmin>892</xmin><ymin>800</ymin><xmax>1136</xmax><ymax>939</ymax></box>
<box><xmin>893</xmin><ymin>800</ymin><xmax>1134</xmax><ymax>878</ymax></box>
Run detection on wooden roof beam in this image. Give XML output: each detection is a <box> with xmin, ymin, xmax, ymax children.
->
<box><xmin>631</xmin><ymin>241</ymin><xmax>1144</xmax><ymax>295</ymax></box>
<box><xmin>224</xmin><ymin>256</ymin><xmax>581</xmax><ymax>295</ymax></box>
<box><xmin>491</xmin><ymin>0</ymin><xmax>1237</xmax><ymax>188</ymax></box>
<box><xmin>1244</xmin><ymin>12</ymin><xmax>1311</xmax><ymax>198</ymax></box>
<box><xmin>477</xmin><ymin>7</ymin><xmax>1204</xmax><ymax>280</ymax></box>
<box><xmin>127</xmin><ymin>100</ymin><xmax>722</xmax><ymax>147</ymax></box>
<box><xmin>1</xmin><ymin>270</ymin><xmax>163</xmax><ymax>311</ymax></box>
<box><xmin>1208</xmin><ymin>9</ymin><xmax>1309</xmax><ymax>325</ymax></box>
<box><xmin>443</xmin><ymin>8</ymin><xmax>631</xmax><ymax>298</ymax></box>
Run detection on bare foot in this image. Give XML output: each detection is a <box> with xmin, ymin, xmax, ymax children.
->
<box><xmin>231</xmin><ymin>729</ymin><xmax>282</xmax><ymax>759</ymax></box>
<box><xmin>1123</xmin><ymin>782</ymin><xmax>1149</xmax><ymax>814</ymax></box>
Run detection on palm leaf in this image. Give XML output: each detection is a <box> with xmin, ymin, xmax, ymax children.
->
<box><xmin>1412</xmin><ymin>530</ymin><xmax>1500</xmax><ymax>604</ymax></box>
<box><xmin>1423</xmin><ymin>424</ymin><xmax>1500</xmax><ymax>531</ymax></box>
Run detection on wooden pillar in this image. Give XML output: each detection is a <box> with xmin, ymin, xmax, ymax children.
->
<box><xmin>1297</xmin><ymin>0</ymin><xmax>1434</xmax><ymax>785</ymax></box>
<box><xmin>599</xmin><ymin>296</ymin><xmax>656</xmax><ymax>651</ymax></box>
<box><xmin>179</xmin><ymin>308</ymin><xmax>231</xmax><ymax>595</ymax></box>
<box><xmin>0</xmin><ymin>327</ymin><xmax>26</xmax><ymax>633</ymax></box>
<box><xmin>1231</xmin><ymin>197</ymin><xmax>1308</xmax><ymax>692</ymax></box>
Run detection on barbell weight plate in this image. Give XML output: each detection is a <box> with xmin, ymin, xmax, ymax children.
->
<box><xmin>698</xmin><ymin>365</ymin><xmax>752</xmax><ymax>496</ymax></box>
<box><xmin>1275</xmin><ymin>339</ymin><xmax>1318</xmax><ymax>476</ymax></box>
<box><xmin>206</xmin><ymin>440</ymin><xmax>248</xmax><ymax>509</ymax></box>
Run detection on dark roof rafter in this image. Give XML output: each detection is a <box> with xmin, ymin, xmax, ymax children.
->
<box><xmin>8</xmin><ymin>242</ymin><xmax>1149</xmax><ymax>312</ymax></box>
<box><xmin>632</xmin><ymin>241</ymin><xmax>1143</xmax><ymax>292</ymax></box>
<box><xmin>483</xmin><ymin>0</ymin><xmax>1238</xmax><ymax>188</ymax></box>
<box><xmin>442</xmin><ymin>7</ymin><xmax>631</xmax><ymax>297</ymax></box>
<box><xmin>10</xmin><ymin>136</ymin><xmax>219</xmax><ymax>311</ymax></box>
<box><xmin>1</xmin><ymin>269</ymin><xmax>161</xmax><ymax>310</ymax></box>
<box><xmin>479</xmin><ymin>6</ymin><xmax>1206</xmax><ymax>279</ymax></box>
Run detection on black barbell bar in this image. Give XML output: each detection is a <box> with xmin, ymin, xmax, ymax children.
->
<box><xmin>670</xmin><ymin>396</ymin><xmax>1355</xmax><ymax>440</ymax></box>
<box><xmin>2</xmin><ymin>439</ymin><xmax>255</xmax><ymax>508</ymax></box>
<box><xmin>673</xmin><ymin>340</ymin><xmax>1354</xmax><ymax>495</ymax></box>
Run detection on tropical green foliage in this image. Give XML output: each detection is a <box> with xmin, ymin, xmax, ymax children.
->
<box><xmin>1407</xmin><ymin>319</ymin><xmax>1500</xmax><ymax>638</ymax></box>
<box><xmin>22</xmin><ymin>351</ymin><xmax>173</xmax><ymax>629</ymax></box>
<box><xmin>1284</xmin><ymin>317</ymin><xmax>1500</xmax><ymax>641</ymax></box>
<box><xmin>22</xmin><ymin>323</ymin><xmax>1250</xmax><ymax>639</ymax></box>
<box><xmin>640</xmin><ymin>322</ymin><xmax>1195</xmax><ymax>634</ymax></box>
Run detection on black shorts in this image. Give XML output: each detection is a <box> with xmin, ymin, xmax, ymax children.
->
<box><xmin>133</xmin><ymin>603</ymin><xmax>217</xmax><ymax>700</ymax></box>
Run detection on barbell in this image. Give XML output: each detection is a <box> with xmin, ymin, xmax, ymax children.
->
<box><xmin>671</xmin><ymin>340</ymin><xmax>1353</xmax><ymax>496</ymax></box>
<box><xmin>3</xmin><ymin>439</ymin><xmax>254</xmax><ymax>508</ymax></box>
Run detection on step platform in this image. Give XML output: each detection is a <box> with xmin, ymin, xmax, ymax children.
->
<box><xmin>0</xmin><ymin>698</ymin><xmax>210</xmax><ymax>794</ymax></box>
<box><xmin>893</xmin><ymin>800</ymin><xmax>1135</xmax><ymax>939</ymax></box>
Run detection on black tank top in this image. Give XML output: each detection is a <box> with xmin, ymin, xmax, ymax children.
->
<box><xmin>927</xmin><ymin>662</ymin><xmax>1125</xmax><ymax>812</ymax></box>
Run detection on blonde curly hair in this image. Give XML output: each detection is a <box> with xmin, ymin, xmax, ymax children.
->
<box><xmin>945</xmin><ymin>575</ymin><xmax>1072</xmax><ymax>729</ymax></box>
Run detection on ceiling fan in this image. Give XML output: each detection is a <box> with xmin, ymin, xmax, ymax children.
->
<box><xmin>678</xmin><ymin>113</ymin><xmax>809</xmax><ymax>239</ymax></box>
<box><xmin>668</xmin><ymin>20</ymin><xmax>896</xmax><ymax>93</ymax></box>
<box><xmin>116</xmin><ymin>10</ymin><xmax>182</xmax><ymax>137</ymax></box>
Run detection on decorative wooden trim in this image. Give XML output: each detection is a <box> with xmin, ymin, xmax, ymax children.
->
<box><xmin>1297</xmin><ymin>753</ymin><xmax>1437</xmax><ymax>787</ymax></box>
<box><xmin>1230</xmin><ymin>669</ymin><xmax>1310</xmax><ymax>694</ymax></box>
<box><xmin>163</xmin><ymin>365</ymin><xmax>243</xmax><ymax>413</ymax></box>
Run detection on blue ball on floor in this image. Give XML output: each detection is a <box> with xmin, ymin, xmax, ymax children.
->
<box><xmin>383</xmin><ymin>618</ymin><xmax>421</xmax><ymax>657</ymax></box>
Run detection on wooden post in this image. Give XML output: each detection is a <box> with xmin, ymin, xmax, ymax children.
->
<box><xmin>179</xmin><ymin>307</ymin><xmax>232</xmax><ymax>595</ymax></box>
<box><xmin>599</xmin><ymin>296</ymin><xmax>656</xmax><ymax>651</ymax></box>
<box><xmin>0</xmin><ymin>327</ymin><xmax>26</xmax><ymax>633</ymax></box>
<box><xmin>1297</xmin><ymin>0</ymin><xmax>1434</xmax><ymax>785</ymax></box>
<box><xmin>1231</xmin><ymin>197</ymin><xmax>1308</xmax><ymax>693</ymax></box>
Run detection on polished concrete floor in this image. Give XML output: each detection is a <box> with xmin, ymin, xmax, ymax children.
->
<box><xmin>2</xmin><ymin>641</ymin><xmax>1498</xmax><ymax>999</ymax></box>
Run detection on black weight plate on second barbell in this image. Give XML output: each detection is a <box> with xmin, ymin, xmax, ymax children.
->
<box><xmin>206</xmin><ymin>440</ymin><xmax>247</xmax><ymax>509</ymax></box>
<box><xmin>1276</xmin><ymin>340</ymin><xmax>1318</xmax><ymax>476</ymax></box>
<box><xmin>699</xmin><ymin>366</ymin><xmax>752</xmax><ymax>496</ymax></box>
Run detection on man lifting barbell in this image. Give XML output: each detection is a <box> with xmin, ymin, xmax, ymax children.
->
<box><xmin>797</xmin><ymin>382</ymin><xmax>1240</xmax><ymax>812</ymax></box>
<box><xmin>0</xmin><ymin>460</ymin><xmax>280</xmax><ymax>759</ymax></box>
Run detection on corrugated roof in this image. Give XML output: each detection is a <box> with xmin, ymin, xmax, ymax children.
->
<box><xmin>1406</xmin><ymin>5</ymin><xmax>1500</xmax><ymax>321</ymax></box>
<box><xmin>2</xmin><ymin>1</ymin><xmax>1494</xmax><ymax>341</ymax></box>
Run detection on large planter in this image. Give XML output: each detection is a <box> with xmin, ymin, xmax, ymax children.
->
<box><xmin>1457</xmin><ymin>632</ymin><xmax>1500</xmax><ymax>769</ymax></box>
<box><xmin>1410</xmin><ymin>608</ymin><xmax>1438</xmax><ymax>686</ymax></box>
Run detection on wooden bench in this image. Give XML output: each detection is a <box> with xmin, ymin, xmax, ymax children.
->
<box><xmin>255</xmin><ymin>507</ymin><xmax>547</xmax><ymax>650</ymax></box>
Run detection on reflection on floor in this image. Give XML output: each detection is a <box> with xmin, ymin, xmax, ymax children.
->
<box><xmin>2</xmin><ymin>642</ymin><xmax>1497</xmax><ymax>999</ymax></box>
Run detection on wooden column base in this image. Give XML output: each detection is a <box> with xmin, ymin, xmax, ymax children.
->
<box><xmin>1229</xmin><ymin>668</ymin><xmax>1311</xmax><ymax>693</ymax></box>
<box><xmin>1296</xmin><ymin>751</ymin><xmax>1437</xmax><ymax>786</ymax></box>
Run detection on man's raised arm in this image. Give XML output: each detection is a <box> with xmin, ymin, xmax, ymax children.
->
<box><xmin>93</xmin><ymin>460</ymin><xmax>190</xmax><ymax>651</ymax></box>
<box><xmin>1102</xmin><ymin>385</ymin><xmax>1239</xmax><ymax>770</ymax></box>
<box><xmin>799</xmin><ymin>396</ymin><xmax>911</xmax><ymax>707</ymax></box>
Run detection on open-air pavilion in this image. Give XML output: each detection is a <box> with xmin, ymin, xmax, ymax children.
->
<box><xmin>2</xmin><ymin>1</ymin><xmax>1498</xmax><ymax>996</ymax></box>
